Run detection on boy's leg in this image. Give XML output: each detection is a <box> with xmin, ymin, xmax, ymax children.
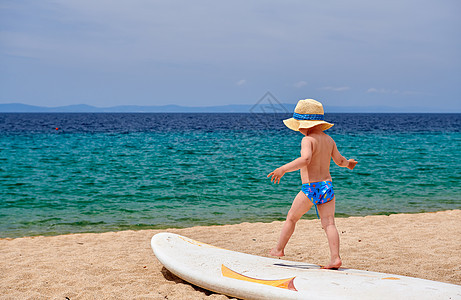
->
<box><xmin>270</xmin><ymin>191</ymin><xmax>313</xmax><ymax>257</ymax></box>
<box><xmin>317</xmin><ymin>198</ymin><xmax>342</xmax><ymax>269</ymax></box>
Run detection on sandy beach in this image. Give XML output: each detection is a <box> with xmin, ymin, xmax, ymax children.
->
<box><xmin>1</xmin><ymin>210</ymin><xmax>460</xmax><ymax>299</ymax></box>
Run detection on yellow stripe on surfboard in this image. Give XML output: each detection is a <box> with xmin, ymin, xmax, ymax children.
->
<box><xmin>178</xmin><ymin>236</ymin><xmax>222</xmax><ymax>249</ymax></box>
<box><xmin>221</xmin><ymin>265</ymin><xmax>297</xmax><ymax>291</ymax></box>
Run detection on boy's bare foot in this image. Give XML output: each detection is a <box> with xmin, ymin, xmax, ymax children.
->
<box><xmin>269</xmin><ymin>247</ymin><xmax>285</xmax><ymax>257</ymax></box>
<box><xmin>321</xmin><ymin>257</ymin><xmax>342</xmax><ymax>270</ymax></box>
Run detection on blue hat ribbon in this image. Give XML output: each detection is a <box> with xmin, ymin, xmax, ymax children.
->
<box><xmin>293</xmin><ymin>113</ymin><xmax>324</xmax><ymax>121</ymax></box>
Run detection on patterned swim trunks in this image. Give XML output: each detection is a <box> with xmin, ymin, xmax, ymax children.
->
<box><xmin>301</xmin><ymin>181</ymin><xmax>335</xmax><ymax>218</ymax></box>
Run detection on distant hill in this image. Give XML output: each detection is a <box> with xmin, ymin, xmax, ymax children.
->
<box><xmin>0</xmin><ymin>103</ymin><xmax>276</xmax><ymax>113</ymax></box>
<box><xmin>0</xmin><ymin>102</ymin><xmax>447</xmax><ymax>113</ymax></box>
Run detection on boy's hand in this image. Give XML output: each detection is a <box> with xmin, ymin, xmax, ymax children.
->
<box><xmin>267</xmin><ymin>167</ymin><xmax>286</xmax><ymax>184</ymax></box>
<box><xmin>347</xmin><ymin>159</ymin><xmax>358</xmax><ymax>170</ymax></box>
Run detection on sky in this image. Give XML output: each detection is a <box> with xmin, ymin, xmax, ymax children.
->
<box><xmin>1</xmin><ymin>0</ymin><xmax>460</xmax><ymax>111</ymax></box>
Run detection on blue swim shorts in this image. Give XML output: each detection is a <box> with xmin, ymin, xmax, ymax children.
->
<box><xmin>301</xmin><ymin>181</ymin><xmax>335</xmax><ymax>219</ymax></box>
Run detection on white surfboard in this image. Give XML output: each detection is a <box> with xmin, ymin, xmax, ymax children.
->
<box><xmin>151</xmin><ymin>232</ymin><xmax>461</xmax><ymax>300</ymax></box>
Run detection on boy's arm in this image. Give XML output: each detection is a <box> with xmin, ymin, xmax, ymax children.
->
<box><xmin>267</xmin><ymin>137</ymin><xmax>312</xmax><ymax>184</ymax></box>
<box><xmin>332</xmin><ymin>141</ymin><xmax>357</xmax><ymax>170</ymax></box>
<box><xmin>281</xmin><ymin>137</ymin><xmax>312</xmax><ymax>172</ymax></box>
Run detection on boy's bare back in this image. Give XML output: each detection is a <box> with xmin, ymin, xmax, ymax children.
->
<box><xmin>299</xmin><ymin>128</ymin><xmax>355</xmax><ymax>184</ymax></box>
<box><xmin>267</xmin><ymin>127</ymin><xmax>356</xmax><ymax>185</ymax></box>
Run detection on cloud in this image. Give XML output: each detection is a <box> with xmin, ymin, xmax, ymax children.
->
<box><xmin>236</xmin><ymin>79</ymin><xmax>246</xmax><ymax>86</ymax></box>
<box><xmin>367</xmin><ymin>88</ymin><xmax>424</xmax><ymax>95</ymax></box>
<box><xmin>367</xmin><ymin>88</ymin><xmax>398</xmax><ymax>94</ymax></box>
<box><xmin>402</xmin><ymin>90</ymin><xmax>425</xmax><ymax>96</ymax></box>
<box><xmin>293</xmin><ymin>81</ymin><xmax>307</xmax><ymax>88</ymax></box>
<box><xmin>320</xmin><ymin>86</ymin><xmax>350</xmax><ymax>92</ymax></box>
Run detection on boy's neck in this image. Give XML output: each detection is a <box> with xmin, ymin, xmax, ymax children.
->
<box><xmin>305</xmin><ymin>128</ymin><xmax>323</xmax><ymax>135</ymax></box>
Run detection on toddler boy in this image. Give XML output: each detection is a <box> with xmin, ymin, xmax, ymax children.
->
<box><xmin>268</xmin><ymin>99</ymin><xmax>357</xmax><ymax>269</ymax></box>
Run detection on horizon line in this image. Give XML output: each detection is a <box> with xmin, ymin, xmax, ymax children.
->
<box><xmin>0</xmin><ymin>102</ymin><xmax>459</xmax><ymax>113</ymax></box>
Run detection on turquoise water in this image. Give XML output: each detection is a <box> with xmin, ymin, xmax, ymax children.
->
<box><xmin>0</xmin><ymin>113</ymin><xmax>460</xmax><ymax>237</ymax></box>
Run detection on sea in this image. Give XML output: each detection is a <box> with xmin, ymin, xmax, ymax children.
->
<box><xmin>0</xmin><ymin>113</ymin><xmax>460</xmax><ymax>238</ymax></box>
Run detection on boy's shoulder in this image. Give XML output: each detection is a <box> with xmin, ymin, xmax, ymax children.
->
<box><xmin>302</xmin><ymin>132</ymin><xmax>335</xmax><ymax>144</ymax></box>
<box><xmin>323</xmin><ymin>133</ymin><xmax>335</xmax><ymax>143</ymax></box>
<box><xmin>301</xmin><ymin>135</ymin><xmax>314</xmax><ymax>142</ymax></box>
<box><xmin>302</xmin><ymin>132</ymin><xmax>333</xmax><ymax>140</ymax></box>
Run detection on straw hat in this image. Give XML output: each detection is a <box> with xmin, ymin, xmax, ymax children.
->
<box><xmin>283</xmin><ymin>99</ymin><xmax>334</xmax><ymax>131</ymax></box>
